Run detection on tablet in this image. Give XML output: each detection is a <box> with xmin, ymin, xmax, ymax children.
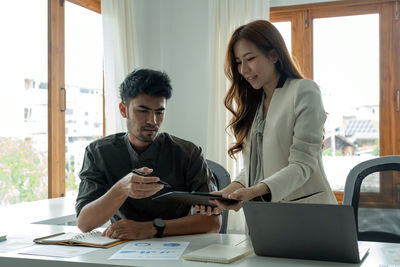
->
<box><xmin>151</xmin><ymin>191</ymin><xmax>239</xmax><ymax>207</ymax></box>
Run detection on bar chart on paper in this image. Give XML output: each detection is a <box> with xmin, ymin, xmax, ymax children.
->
<box><xmin>109</xmin><ymin>241</ymin><xmax>189</xmax><ymax>260</ymax></box>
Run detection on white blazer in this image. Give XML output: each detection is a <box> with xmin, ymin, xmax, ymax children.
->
<box><xmin>234</xmin><ymin>78</ymin><xmax>337</xmax><ymax>204</ymax></box>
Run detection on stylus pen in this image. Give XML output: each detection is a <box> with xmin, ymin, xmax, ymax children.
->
<box><xmin>131</xmin><ymin>169</ymin><xmax>172</xmax><ymax>188</ymax></box>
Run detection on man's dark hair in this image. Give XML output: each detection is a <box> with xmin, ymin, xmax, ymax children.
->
<box><xmin>119</xmin><ymin>68</ymin><xmax>172</xmax><ymax>105</ymax></box>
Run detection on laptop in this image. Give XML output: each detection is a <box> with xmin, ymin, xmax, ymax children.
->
<box><xmin>242</xmin><ymin>202</ymin><xmax>369</xmax><ymax>263</ymax></box>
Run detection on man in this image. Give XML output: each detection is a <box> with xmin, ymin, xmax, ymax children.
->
<box><xmin>76</xmin><ymin>69</ymin><xmax>220</xmax><ymax>240</ymax></box>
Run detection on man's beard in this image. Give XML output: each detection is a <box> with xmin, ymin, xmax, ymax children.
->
<box><xmin>137</xmin><ymin>126</ymin><xmax>158</xmax><ymax>143</ymax></box>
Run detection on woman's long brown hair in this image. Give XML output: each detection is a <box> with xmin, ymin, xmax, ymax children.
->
<box><xmin>224</xmin><ymin>20</ymin><xmax>304</xmax><ymax>159</ymax></box>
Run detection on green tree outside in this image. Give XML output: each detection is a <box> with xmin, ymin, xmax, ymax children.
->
<box><xmin>0</xmin><ymin>138</ymin><xmax>47</xmax><ymax>205</ymax></box>
<box><xmin>372</xmin><ymin>139</ymin><xmax>380</xmax><ymax>156</ymax></box>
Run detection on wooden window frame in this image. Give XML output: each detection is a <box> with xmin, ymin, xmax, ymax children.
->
<box><xmin>48</xmin><ymin>0</ymin><xmax>101</xmax><ymax>198</ymax></box>
<box><xmin>67</xmin><ymin>0</ymin><xmax>100</xmax><ymax>13</ymax></box>
<box><xmin>271</xmin><ymin>0</ymin><xmax>400</xmax><ymax>205</ymax></box>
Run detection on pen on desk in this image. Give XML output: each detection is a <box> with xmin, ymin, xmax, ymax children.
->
<box><xmin>131</xmin><ymin>169</ymin><xmax>172</xmax><ymax>188</ymax></box>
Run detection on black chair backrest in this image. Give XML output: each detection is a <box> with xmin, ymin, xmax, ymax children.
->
<box><xmin>206</xmin><ymin>159</ymin><xmax>231</xmax><ymax>234</ymax></box>
<box><xmin>343</xmin><ymin>155</ymin><xmax>400</xmax><ymax>243</ymax></box>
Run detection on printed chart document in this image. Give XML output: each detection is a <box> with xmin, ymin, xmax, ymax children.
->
<box><xmin>109</xmin><ymin>241</ymin><xmax>189</xmax><ymax>260</ymax></box>
<box><xmin>382</xmin><ymin>247</ymin><xmax>400</xmax><ymax>265</ymax></box>
<box><xmin>34</xmin><ymin>230</ymin><xmax>126</xmax><ymax>248</ymax></box>
<box><xmin>183</xmin><ymin>244</ymin><xmax>253</xmax><ymax>263</ymax></box>
<box><xmin>19</xmin><ymin>244</ymin><xmax>98</xmax><ymax>258</ymax></box>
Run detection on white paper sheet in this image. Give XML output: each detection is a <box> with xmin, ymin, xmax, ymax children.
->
<box><xmin>19</xmin><ymin>244</ymin><xmax>99</xmax><ymax>258</ymax></box>
<box><xmin>382</xmin><ymin>248</ymin><xmax>400</xmax><ymax>265</ymax></box>
<box><xmin>109</xmin><ymin>241</ymin><xmax>189</xmax><ymax>260</ymax></box>
<box><xmin>0</xmin><ymin>235</ymin><xmax>35</xmax><ymax>253</ymax></box>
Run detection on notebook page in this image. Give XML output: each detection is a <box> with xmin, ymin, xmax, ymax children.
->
<box><xmin>71</xmin><ymin>231</ymin><xmax>119</xmax><ymax>245</ymax></box>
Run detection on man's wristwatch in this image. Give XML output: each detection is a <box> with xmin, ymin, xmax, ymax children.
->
<box><xmin>153</xmin><ymin>218</ymin><xmax>166</xmax><ymax>238</ymax></box>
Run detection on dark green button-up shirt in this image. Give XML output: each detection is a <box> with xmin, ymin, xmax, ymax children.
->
<box><xmin>76</xmin><ymin>132</ymin><xmax>216</xmax><ymax>223</ymax></box>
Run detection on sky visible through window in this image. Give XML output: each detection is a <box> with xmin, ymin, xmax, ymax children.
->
<box><xmin>0</xmin><ymin>1</ymin><xmax>103</xmax><ymax>136</ymax></box>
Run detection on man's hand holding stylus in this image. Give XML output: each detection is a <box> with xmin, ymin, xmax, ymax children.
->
<box><xmin>117</xmin><ymin>167</ymin><xmax>164</xmax><ymax>199</ymax></box>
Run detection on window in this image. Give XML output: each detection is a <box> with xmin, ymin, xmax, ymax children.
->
<box><xmin>0</xmin><ymin>0</ymin><xmax>103</xmax><ymax>205</ymax></box>
<box><xmin>65</xmin><ymin>1</ymin><xmax>103</xmax><ymax>196</ymax></box>
<box><xmin>271</xmin><ymin>0</ymin><xmax>400</xmax><ymax>206</ymax></box>
<box><xmin>0</xmin><ymin>0</ymin><xmax>48</xmax><ymax>205</ymax></box>
<box><xmin>314</xmin><ymin>14</ymin><xmax>380</xmax><ymax>191</ymax></box>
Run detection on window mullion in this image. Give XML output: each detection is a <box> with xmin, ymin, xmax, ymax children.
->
<box><xmin>48</xmin><ymin>0</ymin><xmax>66</xmax><ymax>198</ymax></box>
<box><xmin>291</xmin><ymin>10</ymin><xmax>313</xmax><ymax>78</ymax></box>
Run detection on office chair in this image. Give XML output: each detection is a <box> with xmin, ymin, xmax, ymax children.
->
<box><xmin>206</xmin><ymin>159</ymin><xmax>231</xmax><ymax>234</ymax></box>
<box><xmin>343</xmin><ymin>155</ymin><xmax>400</xmax><ymax>243</ymax></box>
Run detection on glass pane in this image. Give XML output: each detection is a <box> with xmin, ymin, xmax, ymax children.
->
<box><xmin>0</xmin><ymin>0</ymin><xmax>48</xmax><ymax>205</ymax></box>
<box><xmin>314</xmin><ymin>14</ymin><xmax>379</xmax><ymax>191</ymax></box>
<box><xmin>272</xmin><ymin>21</ymin><xmax>292</xmax><ymax>55</ymax></box>
<box><xmin>360</xmin><ymin>172</ymin><xmax>380</xmax><ymax>193</ymax></box>
<box><xmin>358</xmin><ymin>171</ymin><xmax>400</xmax><ymax>237</ymax></box>
<box><xmin>65</xmin><ymin>2</ymin><xmax>104</xmax><ymax>196</ymax></box>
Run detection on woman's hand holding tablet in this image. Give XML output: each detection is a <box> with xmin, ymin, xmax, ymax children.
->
<box><xmin>151</xmin><ymin>191</ymin><xmax>239</xmax><ymax>208</ymax></box>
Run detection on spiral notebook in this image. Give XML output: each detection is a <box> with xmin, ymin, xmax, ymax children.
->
<box><xmin>34</xmin><ymin>231</ymin><xmax>127</xmax><ymax>248</ymax></box>
<box><xmin>183</xmin><ymin>244</ymin><xmax>253</xmax><ymax>263</ymax></box>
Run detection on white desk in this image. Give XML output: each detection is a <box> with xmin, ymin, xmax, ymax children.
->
<box><xmin>1</xmin><ymin>224</ymin><xmax>399</xmax><ymax>267</ymax></box>
<box><xmin>0</xmin><ymin>196</ymin><xmax>77</xmax><ymax>227</ymax></box>
<box><xmin>1</xmin><ymin>198</ymin><xmax>399</xmax><ymax>266</ymax></box>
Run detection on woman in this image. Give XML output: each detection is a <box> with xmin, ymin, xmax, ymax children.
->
<box><xmin>197</xmin><ymin>20</ymin><xmax>336</xmax><ymax>215</ymax></box>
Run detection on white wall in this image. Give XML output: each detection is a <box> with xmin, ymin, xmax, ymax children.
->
<box><xmin>132</xmin><ymin>0</ymin><xmax>335</xmax><ymax>152</ymax></box>
<box><xmin>134</xmin><ymin>0</ymin><xmax>211</xmax><ymax>152</ymax></box>
<box><xmin>133</xmin><ymin>0</ymin><xmax>162</xmax><ymax>68</ymax></box>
